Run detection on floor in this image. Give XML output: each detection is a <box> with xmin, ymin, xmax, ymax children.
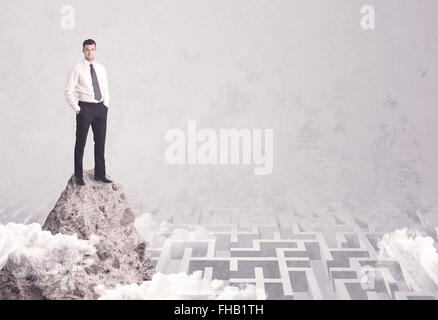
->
<box><xmin>137</xmin><ymin>198</ymin><xmax>438</xmax><ymax>300</ymax></box>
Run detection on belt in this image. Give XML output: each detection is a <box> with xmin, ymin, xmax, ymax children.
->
<box><xmin>79</xmin><ymin>100</ymin><xmax>103</xmax><ymax>105</ymax></box>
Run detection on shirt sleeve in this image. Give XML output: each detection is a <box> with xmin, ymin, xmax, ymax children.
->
<box><xmin>64</xmin><ymin>65</ymin><xmax>80</xmax><ymax>112</ymax></box>
<box><xmin>102</xmin><ymin>67</ymin><xmax>110</xmax><ymax>108</ymax></box>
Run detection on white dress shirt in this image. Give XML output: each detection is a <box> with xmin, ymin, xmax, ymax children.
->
<box><xmin>64</xmin><ymin>58</ymin><xmax>110</xmax><ymax>112</ymax></box>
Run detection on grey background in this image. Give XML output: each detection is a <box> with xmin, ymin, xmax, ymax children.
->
<box><xmin>1</xmin><ymin>0</ymin><xmax>437</xmax><ymax>224</ymax></box>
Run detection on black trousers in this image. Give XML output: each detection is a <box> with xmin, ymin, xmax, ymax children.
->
<box><xmin>74</xmin><ymin>101</ymin><xmax>108</xmax><ymax>179</ymax></box>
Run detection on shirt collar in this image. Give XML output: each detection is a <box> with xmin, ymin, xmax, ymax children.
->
<box><xmin>83</xmin><ymin>58</ymin><xmax>95</xmax><ymax>67</ymax></box>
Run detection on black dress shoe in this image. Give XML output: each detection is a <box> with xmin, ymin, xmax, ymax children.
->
<box><xmin>94</xmin><ymin>176</ymin><xmax>113</xmax><ymax>183</ymax></box>
<box><xmin>75</xmin><ymin>176</ymin><xmax>85</xmax><ymax>185</ymax></box>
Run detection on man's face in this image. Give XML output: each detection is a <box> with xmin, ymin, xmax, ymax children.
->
<box><xmin>83</xmin><ymin>44</ymin><xmax>96</xmax><ymax>61</ymax></box>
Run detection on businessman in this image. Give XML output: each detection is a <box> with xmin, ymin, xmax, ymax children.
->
<box><xmin>64</xmin><ymin>39</ymin><xmax>112</xmax><ymax>185</ymax></box>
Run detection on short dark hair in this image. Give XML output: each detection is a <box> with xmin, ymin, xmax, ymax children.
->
<box><xmin>83</xmin><ymin>39</ymin><xmax>96</xmax><ymax>48</ymax></box>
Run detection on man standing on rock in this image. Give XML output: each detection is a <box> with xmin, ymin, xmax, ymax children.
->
<box><xmin>64</xmin><ymin>39</ymin><xmax>112</xmax><ymax>185</ymax></box>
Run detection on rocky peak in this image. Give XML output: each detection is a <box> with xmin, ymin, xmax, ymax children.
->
<box><xmin>0</xmin><ymin>169</ymin><xmax>155</xmax><ymax>299</ymax></box>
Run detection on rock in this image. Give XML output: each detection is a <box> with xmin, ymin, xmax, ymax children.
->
<box><xmin>0</xmin><ymin>169</ymin><xmax>155</xmax><ymax>300</ymax></box>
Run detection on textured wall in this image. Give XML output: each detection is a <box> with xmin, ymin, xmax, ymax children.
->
<box><xmin>1</xmin><ymin>0</ymin><xmax>437</xmax><ymax>223</ymax></box>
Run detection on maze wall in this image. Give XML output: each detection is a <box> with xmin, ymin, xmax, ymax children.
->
<box><xmin>141</xmin><ymin>199</ymin><xmax>438</xmax><ymax>300</ymax></box>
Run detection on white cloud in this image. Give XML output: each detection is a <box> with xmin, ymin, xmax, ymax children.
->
<box><xmin>216</xmin><ymin>283</ymin><xmax>263</xmax><ymax>300</ymax></box>
<box><xmin>95</xmin><ymin>270</ymin><xmax>258</xmax><ymax>300</ymax></box>
<box><xmin>0</xmin><ymin>223</ymin><xmax>98</xmax><ymax>272</ymax></box>
<box><xmin>377</xmin><ymin>228</ymin><xmax>438</xmax><ymax>291</ymax></box>
<box><xmin>0</xmin><ymin>220</ymin><xmax>259</xmax><ymax>300</ymax></box>
<box><xmin>134</xmin><ymin>212</ymin><xmax>216</xmax><ymax>247</ymax></box>
<box><xmin>169</xmin><ymin>225</ymin><xmax>216</xmax><ymax>240</ymax></box>
<box><xmin>134</xmin><ymin>212</ymin><xmax>173</xmax><ymax>247</ymax></box>
<box><xmin>117</xmin><ymin>214</ymin><xmax>257</xmax><ymax>300</ymax></box>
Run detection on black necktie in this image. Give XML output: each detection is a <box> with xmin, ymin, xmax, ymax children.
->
<box><xmin>90</xmin><ymin>64</ymin><xmax>102</xmax><ymax>101</ymax></box>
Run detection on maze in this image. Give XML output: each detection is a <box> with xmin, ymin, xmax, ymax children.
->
<box><xmin>137</xmin><ymin>198</ymin><xmax>438</xmax><ymax>300</ymax></box>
